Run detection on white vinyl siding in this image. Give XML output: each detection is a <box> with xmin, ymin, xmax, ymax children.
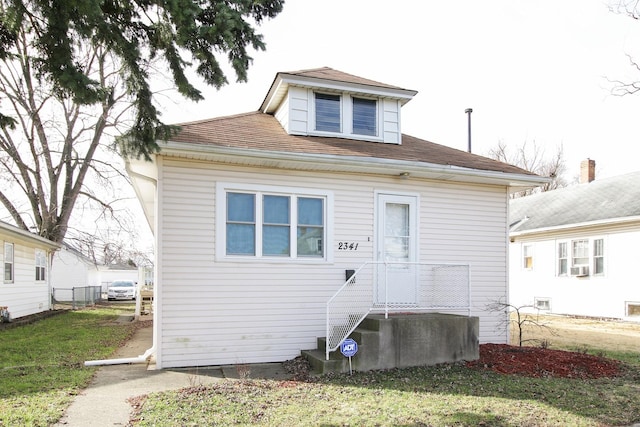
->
<box><xmin>382</xmin><ymin>99</ymin><xmax>401</xmax><ymax>144</ymax></box>
<box><xmin>282</xmin><ymin>86</ymin><xmax>307</xmax><ymax>134</ymax></box>
<box><xmin>510</xmin><ymin>228</ymin><xmax>636</xmax><ymax>319</ymax></box>
<box><xmin>0</xmin><ymin>232</ymin><xmax>53</xmax><ymax>319</ymax></box>
<box><xmin>156</xmin><ymin>159</ymin><xmax>510</xmax><ymax>368</ymax></box>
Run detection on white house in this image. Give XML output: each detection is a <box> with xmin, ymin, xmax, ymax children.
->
<box><xmin>509</xmin><ymin>160</ymin><xmax>640</xmax><ymax>320</ymax></box>
<box><xmin>1</xmin><ymin>221</ymin><xmax>59</xmax><ymax>320</ymax></box>
<box><xmin>51</xmin><ymin>244</ymin><xmax>143</xmax><ymax>291</ymax></box>
<box><xmin>126</xmin><ymin>67</ymin><xmax>545</xmax><ymax>369</ymax></box>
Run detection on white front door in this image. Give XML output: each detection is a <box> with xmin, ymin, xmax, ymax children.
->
<box><xmin>376</xmin><ymin>194</ymin><xmax>418</xmax><ymax>305</ymax></box>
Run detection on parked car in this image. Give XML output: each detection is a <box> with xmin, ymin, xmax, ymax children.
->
<box><xmin>107</xmin><ymin>280</ymin><xmax>137</xmax><ymax>301</ymax></box>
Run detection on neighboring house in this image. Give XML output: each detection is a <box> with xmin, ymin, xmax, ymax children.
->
<box><xmin>126</xmin><ymin>67</ymin><xmax>545</xmax><ymax>369</ymax></box>
<box><xmin>51</xmin><ymin>244</ymin><xmax>141</xmax><ymax>292</ymax></box>
<box><xmin>509</xmin><ymin>159</ymin><xmax>640</xmax><ymax>320</ymax></box>
<box><xmin>0</xmin><ymin>221</ymin><xmax>59</xmax><ymax>320</ymax></box>
<box><xmin>51</xmin><ymin>244</ymin><xmax>98</xmax><ymax>289</ymax></box>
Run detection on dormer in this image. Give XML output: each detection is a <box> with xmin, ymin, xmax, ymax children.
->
<box><xmin>259</xmin><ymin>67</ymin><xmax>418</xmax><ymax>144</ymax></box>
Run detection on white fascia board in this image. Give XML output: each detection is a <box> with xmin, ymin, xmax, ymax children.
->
<box><xmin>261</xmin><ymin>74</ymin><xmax>417</xmax><ymax>113</ymax></box>
<box><xmin>159</xmin><ymin>140</ymin><xmax>547</xmax><ymax>188</ymax></box>
<box><xmin>0</xmin><ymin>222</ymin><xmax>60</xmax><ymax>249</ymax></box>
<box><xmin>260</xmin><ymin>78</ymin><xmax>287</xmax><ymax>113</ymax></box>
<box><xmin>510</xmin><ymin>215</ymin><xmax>640</xmax><ymax>238</ymax></box>
<box><xmin>286</xmin><ymin>74</ymin><xmax>417</xmax><ymax>101</ymax></box>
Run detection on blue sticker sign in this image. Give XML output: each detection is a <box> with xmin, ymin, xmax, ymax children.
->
<box><xmin>340</xmin><ymin>338</ymin><xmax>358</xmax><ymax>357</ymax></box>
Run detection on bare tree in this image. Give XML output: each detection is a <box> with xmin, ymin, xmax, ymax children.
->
<box><xmin>607</xmin><ymin>2</ymin><xmax>640</xmax><ymax>95</ymax></box>
<box><xmin>0</xmin><ymin>0</ymin><xmax>282</xmax><ymax>254</ymax></box>
<box><xmin>609</xmin><ymin>0</ymin><xmax>640</xmax><ymax>19</ymax></box>
<box><xmin>487</xmin><ymin>140</ymin><xmax>567</xmax><ymax>198</ymax></box>
<box><xmin>487</xmin><ymin>299</ymin><xmax>557</xmax><ymax>347</ymax></box>
<box><xmin>0</xmin><ymin>27</ymin><xmax>137</xmax><ymax>247</ymax></box>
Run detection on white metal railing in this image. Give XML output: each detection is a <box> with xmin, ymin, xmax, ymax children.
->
<box><xmin>325</xmin><ymin>261</ymin><xmax>470</xmax><ymax>360</ymax></box>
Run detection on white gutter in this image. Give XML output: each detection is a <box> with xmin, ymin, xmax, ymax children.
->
<box><xmin>510</xmin><ymin>215</ymin><xmax>640</xmax><ymax>237</ymax></box>
<box><xmin>84</xmin><ymin>346</ymin><xmax>155</xmax><ymax>366</ymax></box>
<box><xmin>159</xmin><ymin>141</ymin><xmax>549</xmax><ymax>188</ymax></box>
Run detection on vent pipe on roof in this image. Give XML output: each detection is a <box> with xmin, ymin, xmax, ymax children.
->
<box><xmin>465</xmin><ymin>108</ymin><xmax>473</xmax><ymax>153</ymax></box>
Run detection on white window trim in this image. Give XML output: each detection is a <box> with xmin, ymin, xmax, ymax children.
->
<box><xmin>216</xmin><ymin>182</ymin><xmax>334</xmax><ymax>263</ymax></box>
<box><xmin>557</xmin><ymin>236</ymin><xmax>606</xmax><ymax>278</ymax></box>
<box><xmin>571</xmin><ymin>238</ymin><xmax>590</xmax><ymax>267</ymax></box>
<box><xmin>592</xmin><ymin>237</ymin><xmax>605</xmax><ymax>276</ymax></box>
<box><xmin>522</xmin><ymin>244</ymin><xmax>533</xmax><ymax>270</ymax></box>
<box><xmin>534</xmin><ymin>297</ymin><xmax>551</xmax><ymax>311</ymax></box>
<box><xmin>35</xmin><ymin>249</ymin><xmax>47</xmax><ymax>282</ymax></box>
<box><xmin>556</xmin><ymin>241</ymin><xmax>568</xmax><ymax>277</ymax></box>
<box><xmin>308</xmin><ymin>89</ymin><xmax>384</xmax><ymax>142</ymax></box>
<box><xmin>4</xmin><ymin>242</ymin><xmax>14</xmax><ymax>284</ymax></box>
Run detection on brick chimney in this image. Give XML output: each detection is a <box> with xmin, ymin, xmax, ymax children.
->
<box><xmin>580</xmin><ymin>159</ymin><xmax>596</xmax><ymax>183</ymax></box>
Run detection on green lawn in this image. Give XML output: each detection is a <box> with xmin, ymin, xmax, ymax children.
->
<box><xmin>2</xmin><ymin>308</ymin><xmax>640</xmax><ymax>427</ymax></box>
<box><xmin>131</xmin><ymin>358</ymin><xmax>640</xmax><ymax>426</ymax></box>
<box><xmin>0</xmin><ymin>305</ymin><xmax>139</xmax><ymax>426</ymax></box>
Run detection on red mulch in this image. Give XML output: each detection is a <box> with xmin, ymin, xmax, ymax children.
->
<box><xmin>466</xmin><ymin>344</ymin><xmax>621</xmax><ymax>379</ymax></box>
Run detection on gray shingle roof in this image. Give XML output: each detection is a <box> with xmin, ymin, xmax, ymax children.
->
<box><xmin>275</xmin><ymin>67</ymin><xmax>411</xmax><ymax>91</ymax></box>
<box><xmin>170</xmin><ymin>111</ymin><xmax>536</xmax><ymax>176</ymax></box>
<box><xmin>510</xmin><ymin>171</ymin><xmax>640</xmax><ymax>233</ymax></box>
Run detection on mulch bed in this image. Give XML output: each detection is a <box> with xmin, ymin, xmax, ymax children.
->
<box><xmin>466</xmin><ymin>343</ymin><xmax>621</xmax><ymax>379</ymax></box>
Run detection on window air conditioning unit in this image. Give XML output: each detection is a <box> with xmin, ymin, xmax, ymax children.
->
<box><xmin>570</xmin><ymin>266</ymin><xmax>589</xmax><ymax>277</ymax></box>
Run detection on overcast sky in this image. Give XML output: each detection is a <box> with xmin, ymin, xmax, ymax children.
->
<box><xmin>159</xmin><ymin>0</ymin><xmax>640</xmax><ymax>181</ymax></box>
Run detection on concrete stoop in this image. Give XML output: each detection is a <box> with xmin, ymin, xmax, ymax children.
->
<box><xmin>302</xmin><ymin>313</ymin><xmax>479</xmax><ymax>375</ymax></box>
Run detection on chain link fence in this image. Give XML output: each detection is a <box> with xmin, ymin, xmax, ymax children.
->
<box><xmin>52</xmin><ymin>286</ymin><xmax>103</xmax><ymax>309</ymax></box>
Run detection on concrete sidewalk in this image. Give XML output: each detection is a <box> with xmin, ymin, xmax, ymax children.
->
<box><xmin>55</xmin><ymin>320</ymin><xmax>293</xmax><ymax>427</ymax></box>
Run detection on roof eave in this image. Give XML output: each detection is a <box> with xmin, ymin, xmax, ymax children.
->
<box><xmin>510</xmin><ymin>215</ymin><xmax>640</xmax><ymax>237</ymax></box>
<box><xmin>260</xmin><ymin>73</ymin><xmax>418</xmax><ymax>114</ymax></box>
<box><xmin>0</xmin><ymin>222</ymin><xmax>60</xmax><ymax>249</ymax></box>
<box><xmin>159</xmin><ymin>140</ymin><xmax>548</xmax><ymax>188</ymax></box>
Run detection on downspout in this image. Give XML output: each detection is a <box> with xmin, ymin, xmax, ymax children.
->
<box><xmin>84</xmin><ymin>346</ymin><xmax>155</xmax><ymax>366</ymax></box>
<box><xmin>84</xmin><ymin>284</ymin><xmax>156</xmax><ymax>366</ymax></box>
<box><xmin>84</xmin><ymin>159</ymin><xmax>158</xmax><ymax>367</ymax></box>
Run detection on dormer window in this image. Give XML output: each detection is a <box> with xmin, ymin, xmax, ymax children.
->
<box><xmin>261</xmin><ymin>68</ymin><xmax>417</xmax><ymax>144</ymax></box>
<box><xmin>352</xmin><ymin>97</ymin><xmax>377</xmax><ymax>136</ymax></box>
<box><xmin>315</xmin><ymin>93</ymin><xmax>341</xmax><ymax>132</ymax></box>
<box><xmin>313</xmin><ymin>92</ymin><xmax>379</xmax><ymax>138</ymax></box>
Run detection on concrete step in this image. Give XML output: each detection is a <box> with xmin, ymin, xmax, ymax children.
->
<box><xmin>304</xmin><ymin>324</ymin><xmax>381</xmax><ymax>374</ymax></box>
<box><xmin>359</xmin><ymin>314</ymin><xmax>386</xmax><ymax>331</ymax></box>
<box><xmin>303</xmin><ymin>313</ymin><xmax>479</xmax><ymax>375</ymax></box>
<box><xmin>301</xmin><ymin>349</ymin><xmax>346</xmax><ymax>374</ymax></box>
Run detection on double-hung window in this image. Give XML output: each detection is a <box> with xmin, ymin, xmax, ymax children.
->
<box><xmin>352</xmin><ymin>97</ymin><xmax>377</xmax><ymax>136</ymax></box>
<box><xmin>4</xmin><ymin>242</ymin><xmax>13</xmax><ymax>283</ymax></box>
<box><xmin>263</xmin><ymin>195</ymin><xmax>291</xmax><ymax>256</ymax></box>
<box><xmin>557</xmin><ymin>242</ymin><xmax>568</xmax><ymax>276</ymax></box>
<box><xmin>35</xmin><ymin>250</ymin><xmax>46</xmax><ymax>281</ymax></box>
<box><xmin>315</xmin><ymin>93</ymin><xmax>341</xmax><ymax>132</ymax></box>
<box><xmin>558</xmin><ymin>237</ymin><xmax>605</xmax><ymax>277</ymax></box>
<box><xmin>571</xmin><ymin>239</ymin><xmax>589</xmax><ymax>267</ymax></box>
<box><xmin>226</xmin><ymin>193</ymin><xmax>257</xmax><ymax>255</ymax></box>
<box><xmin>222</xmin><ymin>185</ymin><xmax>329</xmax><ymax>260</ymax></box>
<box><xmin>593</xmin><ymin>239</ymin><xmax>604</xmax><ymax>275</ymax></box>
<box><xmin>523</xmin><ymin>244</ymin><xmax>533</xmax><ymax>270</ymax></box>
<box><xmin>314</xmin><ymin>92</ymin><xmax>379</xmax><ymax>138</ymax></box>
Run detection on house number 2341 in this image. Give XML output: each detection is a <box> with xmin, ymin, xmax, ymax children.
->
<box><xmin>337</xmin><ymin>242</ymin><xmax>359</xmax><ymax>250</ymax></box>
